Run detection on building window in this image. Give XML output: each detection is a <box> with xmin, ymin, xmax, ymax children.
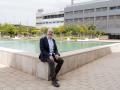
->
<box><xmin>43</xmin><ymin>14</ymin><xmax>64</xmax><ymax>19</ymax></box>
<box><xmin>117</xmin><ymin>6</ymin><xmax>120</xmax><ymax>9</ymax></box>
<box><xmin>109</xmin><ymin>6</ymin><xmax>120</xmax><ymax>10</ymax></box>
<box><xmin>110</xmin><ymin>6</ymin><xmax>117</xmax><ymax>10</ymax></box>
<box><xmin>65</xmin><ymin>11</ymin><xmax>73</xmax><ymax>15</ymax></box>
<box><xmin>58</xmin><ymin>14</ymin><xmax>64</xmax><ymax>17</ymax></box>
<box><xmin>96</xmin><ymin>16</ymin><xmax>107</xmax><ymax>21</ymax></box>
<box><xmin>57</xmin><ymin>21</ymin><xmax>60</xmax><ymax>23</ymax></box>
<box><xmin>84</xmin><ymin>9</ymin><xmax>94</xmax><ymax>13</ymax></box>
<box><xmin>46</xmin><ymin>22</ymin><xmax>48</xmax><ymax>24</ymax></box>
<box><xmin>84</xmin><ymin>17</ymin><xmax>94</xmax><ymax>21</ymax></box>
<box><xmin>109</xmin><ymin>15</ymin><xmax>120</xmax><ymax>19</ymax></box>
<box><xmin>74</xmin><ymin>10</ymin><xmax>83</xmax><ymax>14</ymax></box>
<box><xmin>96</xmin><ymin>7</ymin><xmax>107</xmax><ymax>12</ymax></box>
<box><xmin>36</xmin><ymin>22</ymin><xmax>42</xmax><ymax>25</ymax></box>
<box><xmin>78</xmin><ymin>18</ymin><xmax>83</xmax><ymax>22</ymax></box>
<box><xmin>36</xmin><ymin>17</ymin><xmax>42</xmax><ymax>19</ymax></box>
<box><xmin>74</xmin><ymin>18</ymin><xmax>83</xmax><ymax>22</ymax></box>
<box><xmin>116</xmin><ymin>15</ymin><xmax>120</xmax><ymax>19</ymax></box>
<box><xmin>65</xmin><ymin>19</ymin><xmax>74</xmax><ymax>22</ymax></box>
<box><xmin>42</xmin><ymin>22</ymin><xmax>45</xmax><ymax>24</ymax></box>
<box><xmin>74</xmin><ymin>18</ymin><xmax>79</xmax><ymax>22</ymax></box>
<box><xmin>48</xmin><ymin>22</ymin><xmax>52</xmax><ymax>24</ymax></box>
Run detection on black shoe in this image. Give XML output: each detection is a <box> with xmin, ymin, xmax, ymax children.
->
<box><xmin>48</xmin><ymin>77</ymin><xmax>59</xmax><ymax>81</ymax></box>
<box><xmin>52</xmin><ymin>80</ymin><xmax>60</xmax><ymax>87</ymax></box>
<box><xmin>48</xmin><ymin>76</ymin><xmax>59</xmax><ymax>81</ymax></box>
<box><xmin>55</xmin><ymin>78</ymin><xmax>59</xmax><ymax>81</ymax></box>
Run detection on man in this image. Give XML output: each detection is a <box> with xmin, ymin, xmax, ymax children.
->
<box><xmin>39</xmin><ymin>29</ymin><xmax>64</xmax><ymax>87</ymax></box>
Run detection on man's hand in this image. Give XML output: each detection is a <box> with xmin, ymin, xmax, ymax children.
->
<box><xmin>55</xmin><ymin>54</ymin><xmax>60</xmax><ymax>60</ymax></box>
<box><xmin>49</xmin><ymin>56</ymin><xmax>54</xmax><ymax>61</ymax></box>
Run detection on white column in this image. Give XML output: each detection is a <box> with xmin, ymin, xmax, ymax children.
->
<box><xmin>94</xmin><ymin>8</ymin><xmax>96</xmax><ymax>26</ymax></box>
<box><xmin>107</xmin><ymin>7</ymin><xmax>109</xmax><ymax>32</ymax></box>
<box><xmin>83</xmin><ymin>10</ymin><xmax>85</xmax><ymax>24</ymax></box>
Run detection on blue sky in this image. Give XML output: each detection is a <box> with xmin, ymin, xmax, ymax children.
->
<box><xmin>0</xmin><ymin>0</ymin><xmax>93</xmax><ymax>26</ymax></box>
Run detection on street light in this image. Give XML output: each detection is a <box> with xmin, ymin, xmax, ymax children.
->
<box><xmin>71</xmin><ymin>0</ymin><xmax>74</xmax><ymax>5</ymax></box>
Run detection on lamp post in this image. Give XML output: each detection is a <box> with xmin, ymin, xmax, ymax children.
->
<box><xmin>71</xmin><ymin>0</ymin><xmax>74</xmax><ymax>5</ymax></box>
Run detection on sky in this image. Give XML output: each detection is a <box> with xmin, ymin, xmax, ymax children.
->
<box><xmin>0</xmin><ymin>0</ymin><xmax>93</xmax><ymax>26</ymax></box>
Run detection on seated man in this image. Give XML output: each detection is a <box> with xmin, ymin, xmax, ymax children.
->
<box><xmin>39</xmin><ymin>29</ymin><xmax>64</xmax><ymax>87</ymax></box>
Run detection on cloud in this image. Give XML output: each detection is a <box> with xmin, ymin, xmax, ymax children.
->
<box><xmin>0</xmin><ymin>0</ymin><xmax>93</xmax><ymax>26</ymax></box>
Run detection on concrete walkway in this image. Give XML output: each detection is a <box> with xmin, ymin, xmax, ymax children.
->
<box><xmin>0</xmin><ymin>52</ymin><xmax>120</xmax><ymax>90</ymax></box>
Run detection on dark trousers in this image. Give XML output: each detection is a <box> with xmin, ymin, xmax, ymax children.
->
<box><xmin>47</xmin><ymin>56</ymin><xmax>64</xmax><ymax>81</ymax></box>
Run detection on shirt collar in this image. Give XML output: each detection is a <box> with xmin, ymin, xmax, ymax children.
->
<box><xmin>47</xmin><ymin>36</ymin><xmax>53</xmax><ymax>40</ymax></box>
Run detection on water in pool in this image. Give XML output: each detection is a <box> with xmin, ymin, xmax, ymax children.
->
<box><xmin>0</xmin><ymin>39</ymin><xmax>113</xmax><ymax>53</ymax></box>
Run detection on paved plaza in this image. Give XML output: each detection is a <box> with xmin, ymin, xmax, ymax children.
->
<box><xmin>0</xmin><ymin>52</ymin><xmax>120</xmax><ymax>90</ymax></box>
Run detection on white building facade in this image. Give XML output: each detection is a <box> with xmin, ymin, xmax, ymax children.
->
<box><xmin>36</xmin><ymin>10</ymin><xmax>64</xmax><ymax>28</ymax></box>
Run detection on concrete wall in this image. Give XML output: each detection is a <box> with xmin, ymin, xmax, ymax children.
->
<box><xmin>0</xmin><ymin>43</ymin><xmax>120</xmax><ymax>80</ymax></box>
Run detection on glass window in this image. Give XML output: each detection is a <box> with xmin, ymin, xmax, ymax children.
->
<box><xmin>84</xmin><ymin>9</ymin><xmax>94</xmax><ymax>13</ymax></box>
<box><xmin>36</xmin><ymin>17</ymin><xmax>42</xmax><ymax>19</ymax></box>
<box><xmin>48</xmin><ymin>22</ymin><xmax>52</xmax><ymax>24</ymax></box>
<box><xmin>109</xmin><ymin>15</ymin><xmax>120</xmax><ymax>19</ymax></box>
<box><xmin>110</xmin><ymin>6</ymin><xmax>117</xmax><ymax>10</ymax></box>
<box><xmin>74</xmin><ymin>18</ymin><xmax>79</xmax><ymax>22</ymax></box>
<box><xmin>117</xmin><ymin>6</ymin><xmax>120</xmax><ymax>9</ymax></box>
<box><xmin>65</xmin><ymin>19</ymin><xmax>73</xmax><ymax>22</ymax></box>
<box><xmin>65</xmin><ymin>11</ymin><xmax>73</xmax><ymax>15</ymax></box>
<box><xmin>56</xmin><ymin>21</ymin><xmax>59</xmax><ymax>23</ymax></box>
<box><xmin>42</xmin><ymin>22</ymin><xmax>45</xmax><ymax>24</ymax></box>
<box><xmin>96</xmin><ymin>7</ymin><xmax>107</xmax><ymax>12</ymax></box>
<box><xmin>84</xmin><ymin>17</ymin><xmax>94</xmax><ymax>21</ymax></box>
<box><xmin>74</xmin><ymin>10</ymin><xmax>83</xmax><ymax>14</ymax></box>
<box><xmin>46</xmin><ymin>22</ymin><xmax>48</xmax><ymax>24</ymax></box>
<box><xmin>58</xmin><ymin>14</ymin><xmax>64</xmax><ymax>17</ymax></box>
<box><xmin>78</xmin><ymin>18</ymin><xmax>83</xmax><ymax>22</ymax></box>
<box><xmin>96</xmin><ymin>16</ymin><xmax>107</xmax><ymax>20</ymax></box>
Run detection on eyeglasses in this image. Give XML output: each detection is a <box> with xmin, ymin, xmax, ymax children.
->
<box><xmin>48</xmin><ymin>34</ymin><xmax>53</xmax><ymax>36</ymax></box>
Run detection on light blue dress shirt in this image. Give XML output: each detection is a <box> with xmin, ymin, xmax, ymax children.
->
<box><xmin>47</xmin><ymin>38</ymin><xmax>54</xmax><ymax>55</ymax></box>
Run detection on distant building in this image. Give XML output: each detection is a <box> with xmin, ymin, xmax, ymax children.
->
<box><xmin>36</xmin><ymin>10</ymin><xmax>64</xmax><ymax>28</ymax></box>
<box><xmin>64</xmin><ymin>0</ymin><xmax>120</xmax><ymax>39</ymax></box>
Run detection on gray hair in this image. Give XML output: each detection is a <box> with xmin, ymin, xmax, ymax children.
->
<box><xmin>47</xmin><ymin>28</ymin><xmax>53</xmax><ymax>34</ymax></box>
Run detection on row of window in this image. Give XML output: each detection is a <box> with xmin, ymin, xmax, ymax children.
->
<box><xmin>36</xmin><ymin>14</ymin><xmax>64</xmax><ymax>19</ymax></box>
<box><xmin>65</xmin><ymin>15</ymin><xmax>120</xmax><ymax>22</ymax></box>
<box><xmin>36</xmin><ymin>21</ymin><xmax>64</xmax><ymax>25</ymax></box>
<box><xmin>110</xmin><ymin>6</ymin><xmax>120</xmax><ymax>10</ymax></box>
<box><xmin>43</xmin><ymin>14</ymin><xmax>64</xmax><ymax>19</ymax></box>
<box><xmin>65</xmin><ymin>6</ymin><xmax>120</xmax><ymax>15</ymax></box>
<box><xmin>36</xmin><ymin>17</ymin><xmax>42</xmax><ymax>19</ymax></box>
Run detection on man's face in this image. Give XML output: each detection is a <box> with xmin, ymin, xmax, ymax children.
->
<box><xmin>47</xmin><ymin>31</ymin><xmax>54</xmax><ymax>39</ymax></box>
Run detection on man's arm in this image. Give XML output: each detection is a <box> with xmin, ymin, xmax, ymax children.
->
<box><xmin>40</xmin><ymin>38</ymin><xmax>50</xmax><ymax>57</ymax></box>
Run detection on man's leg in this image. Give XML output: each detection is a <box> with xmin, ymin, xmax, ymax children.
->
<box><xmin>47</xmin><ymin>58</ymin><xmax>60</xmax><ymax>87</ymax></box>
<box><xmin>47</xmin><ymin>58</ymin><xmax>56</xmax><ymax>81</ymax></box>
<box><xmin>54</xmin><ymin>58</ymin><xmax>64</xmax><ymax>77</ymax></box>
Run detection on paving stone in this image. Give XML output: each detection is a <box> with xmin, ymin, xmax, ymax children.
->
<box><xmin>0</xmin><ymin>52</ymin><xmax>120</xmax><ymax>90</ymax></box>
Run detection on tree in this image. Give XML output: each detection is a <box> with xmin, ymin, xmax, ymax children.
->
<box><xmin>31</xmin><ymin>29</ymin><xmax>41</xmax><ymax>36</ymax></box>
<box><xmin>41</xmin><ymin>27</ymin><xmax>48</xmax><ymax>35</ymax></box>
<box><xmin>53</xmin><ymin>27</ymin><xmax>59</xmax><ymax>35</ymax></box>
<box><xmin>0</xmin><ymin>24</ymin><xmax>18</xmax><ymax>37</ymax></box>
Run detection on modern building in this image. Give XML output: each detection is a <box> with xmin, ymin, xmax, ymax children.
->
<box><xmin>64</xmin><ymin>0</ymin><xmax>120</xmax><ymax>39</ymax></box>
<box><xmin>36</xmin><ymin>10</ymin><xmax>64</xmax><ymax>28</ymax></box>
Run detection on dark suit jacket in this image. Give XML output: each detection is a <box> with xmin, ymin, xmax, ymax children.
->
<box><xmin>39</xmin><ymin>36</ymin><xmax>60</xmax><ymax>62</ymax></box>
